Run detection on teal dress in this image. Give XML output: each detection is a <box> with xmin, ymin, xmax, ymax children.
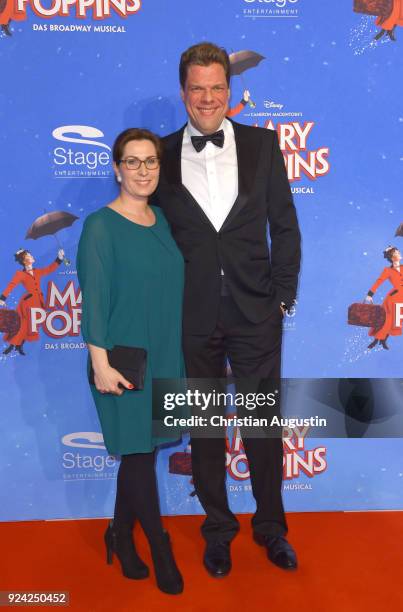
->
<box><xmin>76</xmin><ymin>205</ymin><xmax>185</xmax><ymax>455</ymax></box>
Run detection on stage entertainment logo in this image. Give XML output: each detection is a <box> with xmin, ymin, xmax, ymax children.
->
<box><xmin>241</xmin><ymin>0</ymin><xmax>300</xmax><ymax>19</ymax></box>
<box><xmin>61</xmin><ymin>432</ymin><xmax>118</xmax><ymax>481</ymax></box>
<box><xmin>1</xmin><ymin>0</ymin><xmax>141</xmax><ymax>36</ymax></box>
<box><xmin>52</xmin><ymin>126</ymin><xmax>112</xmax><ymax>179</ymax></box>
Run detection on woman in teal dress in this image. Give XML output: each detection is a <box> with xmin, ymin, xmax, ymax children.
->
<box><xmin>76</xmin><ymin>128</ymin><xmax>184</xmax><ymax>595</ymax></box>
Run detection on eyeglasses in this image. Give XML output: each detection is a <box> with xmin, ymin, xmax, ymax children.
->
<box><xmin>119</xmin><ymin>156</ymin><xmax>160</xmax><ymax>170</ymax></box>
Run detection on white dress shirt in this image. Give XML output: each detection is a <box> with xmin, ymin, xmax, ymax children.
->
<box><xmin>181</xmin><ymin>118</ymin><xmax>238</xmax><ymax>233</ymax></box>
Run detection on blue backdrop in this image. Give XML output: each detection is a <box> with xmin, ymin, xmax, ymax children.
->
<box><xmin>1</xmin><ymin>0</ymin><xmax>402</xmax><ymax>521</ymax></box>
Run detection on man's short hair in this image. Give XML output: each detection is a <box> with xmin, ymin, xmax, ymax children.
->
<box><xmin>179</xmin><ymin>42</ymin><xmax>231</xmax><ymax>89</ymax></box>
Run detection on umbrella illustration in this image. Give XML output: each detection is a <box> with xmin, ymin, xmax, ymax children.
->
<box><xmin>229</xmin><ymin>50</ymin><xmax>266</xmax><ymax>109</ymax></box>
<box><xmin>395</xmin><ymin>223</ymin><xmax>403</xmax><ymax>237</ymax></box>
<box><xmin>25</xmin><ymin>211</ymin><xmax>79</xmax><ymax>265</ymax></box>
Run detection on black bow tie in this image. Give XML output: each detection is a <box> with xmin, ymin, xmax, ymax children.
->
<box><xmin>191</xmin><ymin>129</ymin><xmax>225</xmax><ymax>152</ymax></box>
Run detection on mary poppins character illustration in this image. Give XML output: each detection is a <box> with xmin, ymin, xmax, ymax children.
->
<box><xmin>0</xmin><ymin>0</ymin><xmax>26</xmax><ymax>36</ymax></box>
<box><xmin>0</xmin><ymin>248</ymin><xmax>64</xmax><ymax>355</ymax></box>
<box><xmin>354</xmin><ymin>0</ymin><xmax>403</xmax><ymax>41</ymax></box>
<box><xmin>374</xmin><ymin>0</ymin><xmax>403</xmax><ymax>40</ymax></box>
<box><xmin>366</xmin><ymin>246</ymin><xmax>403</xmax><ymax>349</ymax></box>
<box><xmin>226</xmin><ymin>50</ymin><xmax>265</xmax><ymax>114</ymax></box>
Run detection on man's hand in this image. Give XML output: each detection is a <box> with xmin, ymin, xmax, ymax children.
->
<box><xmin>0</xmin><ymin>300</ymin><xmax>5</xmax><ymax>307</ymax></box>
<box><xmin>242</xmin><ymin>89</ymin><xmax>251</xmax><ymax>103</ymax></box>
<box><xmin>58</xmin><ymin>249</ymin><xmax>65</xmax><ymax>260</ymax></box>
<box><xmin>94</xmin><ymin>364</ymin><xmax>134</xmax><ymax>395</ymax></box>
<box><xmin>365</xmin><ymin>295</ymin><xmax>373</xmax><ymax>304</ymax></box>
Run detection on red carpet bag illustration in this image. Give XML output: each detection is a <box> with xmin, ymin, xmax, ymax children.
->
<box><xmin>353</xmin><ymin>0</ymin><xmax>393</xmax><ymax>17</ymax></box>
<box><xmin>348</xmin><ymin>303</ymin><xmax>386</xmax><ymax>330</ymax></box>
<box><xmin>169</xmin><ymin>452</ymin><xmax>192</xmax><ymax>476</ymax></box>
<box><xmin>0</xmin><ymin>308</ymin><xmax>21</xmax><ymax>337</ymax></box>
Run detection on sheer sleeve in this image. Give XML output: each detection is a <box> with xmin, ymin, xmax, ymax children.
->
<box><xmin>76</xmin><ymin>212</ymin><xmax>114</xmax><ymax>350</ymax></box>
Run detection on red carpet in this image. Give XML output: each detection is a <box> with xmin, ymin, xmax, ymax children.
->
<box><xmin>1</xmin><ymin>512</ymin><xmax>402</xmax><ymax>611</ymax></box>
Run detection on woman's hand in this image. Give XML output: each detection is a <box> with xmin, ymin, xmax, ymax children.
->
<box><xmin>87</xmin><ymin>343</ymin><xmax>133</xmax><ymax>395</ymax></box>
<box><xmin>58</xmin><ymin>249</ymin><xmax>65</xmax><ymax>260</ymax></box>
<box><xmin>0</xmin><ymin>300</ymin><xmax>5</xmax><ymax>307</ymax></box>
<box><xmin>94</xmin><ymin>364</ymin><xmax>134</xmax><ymax>395</ymax></box>
<box><xmin>365</xmin><ymin>295</ymin><xmax>373</xmax><ymax>304</ymax></box>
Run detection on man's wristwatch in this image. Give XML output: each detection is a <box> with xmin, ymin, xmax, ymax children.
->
<box><xmin>280</xmin><ymin>299</ymin><xmax>296</xmax><ymax>314</ymax></box>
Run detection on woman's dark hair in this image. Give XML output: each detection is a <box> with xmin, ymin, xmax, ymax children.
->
<box><xmin>14</xmin><ymin>249</ymin><xmax>29</xmax><ymax>267</ymax></box>
<box><xmin>112</xmin><ymin>128</ymin><xmax>163</xmax><ymax>164</ymax></box>
<box><xmin>179</xmin><ymin>42</ymin><xmax>231</xmax><ymax>89</ymax></box>
<box><xmin>383</xmin><ymin>246</ymin><xmax>399</xmax><ymax>262</ymax></box>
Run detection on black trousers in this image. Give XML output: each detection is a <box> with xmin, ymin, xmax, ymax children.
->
<box><xmin>183</xmin><ymin>293</ymin><xmax>287</xmax><ymax>543</ymax></box>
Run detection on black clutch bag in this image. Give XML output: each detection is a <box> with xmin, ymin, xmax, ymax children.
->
<box><xmin>89</xmin><ymin>345</ymin><xmax>147</xmax><ymax>390</ymax></box>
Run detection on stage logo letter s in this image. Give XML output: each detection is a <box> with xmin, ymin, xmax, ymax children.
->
<box><xmin>52</xmin><ymin>126</ymin><xmax>111</xmax><ymax>151</ymax></box>
<box><xmin>62</xmin><ymin>432</ymin><xmax>106</xmax><ymax>449</ymax></box>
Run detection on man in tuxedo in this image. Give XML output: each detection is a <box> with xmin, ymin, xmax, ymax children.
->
<box><xmin>156</xmin><ymin>42</ymin><xmax>301</xmax><ymax>577</ymax></box>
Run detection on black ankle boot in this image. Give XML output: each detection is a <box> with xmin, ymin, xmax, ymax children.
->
<box><xmin>104</xmin><ymin>520</ymin><xmax>149</xmax><ymax>580</ymax></box>
<box><xmin>1</xmin><ymin>23</ymin><xmax>12</xmax><ymax>37</ymax></box>
<box><xmin>380</xmin><ymin>339</ymin><xmax>389</xmax><ymax>350</ymax></box>
<box><xmin>150</xmin><ymin>531</ymin><xmax>184</xmax><ymax>595</ymax></box>
<box><xmin>387</xmin><ymin>28</ymin><xmax>396</xmax><ymax>41</ymax></box>
<box><xmin>374</xmin><ymin>29</ymin><xmax>386</xmax><ymax>40</ymax></box>
<box><xmin>367</xmin><ymin>339</ymin><xmax>378</xmax><ymax>349</ymax></box>
<box><xmin>3</xmin><ymin>344</ymin><xmax>14</xmax><ymax>355</ymax></box>
<box><xmin>16</xmin><ymin>345</ymin><xmax>26</xmax><ymax>356</ymax></box>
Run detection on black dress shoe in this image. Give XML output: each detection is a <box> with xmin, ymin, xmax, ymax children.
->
<box><xmin>254</xmin><ymin>534</ymin><xmax>297</xmax><ymax>570</ymax></box>
<box><xmin>203</xmin><ymin>541</ymin><xmax>231</xmax><ymax>577</ymax></box>
<box><xmin>368</xmin><ymin>339</ymin><xmax>378</xmax><ymax>349</ymax></box>
<box><xmin>3</xmin><ymin>344</ymin><xmax>14</xmax><ymax>355</ymax></box>
<box><xmin>380</xmin><ymin>339</ymin><xmax>389</xmax><ymax>350</ymax></box>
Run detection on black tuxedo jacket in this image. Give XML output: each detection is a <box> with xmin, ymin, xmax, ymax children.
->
<box><xmin>155</xmin><ymin>119</ymin><xmax>301</xmax><ymax>335</ymax></box>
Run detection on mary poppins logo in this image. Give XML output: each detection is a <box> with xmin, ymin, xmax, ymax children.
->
<box><xmin>1</xmin><ymin>0</ymin><xmax>141</xmax><ymax>35</ymax></box>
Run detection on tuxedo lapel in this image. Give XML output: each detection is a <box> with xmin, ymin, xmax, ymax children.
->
<box><xmin>162</xmin><ymin>119</ymin><xmax>261</xmax><ymax>232</ymax></box>
<box><xmin>162</xmin><ymin>125</ymin><xmax>217</xmax><ymax>231</ymax></box>
<box><xmin>220</xmin><ymin>119</ymin><xmax>261</xmax><ymax>231</ymax></box>
<box><xmin>162</xmin><ymin>126</ymin><xmax>184</xmax><ymax>187</ymax></box>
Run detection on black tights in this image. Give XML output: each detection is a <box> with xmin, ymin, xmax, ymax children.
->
<box><xmin>114</xmin><ymin>452</ymin><xmax>165</xmax><ymax>545</ymax></box>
